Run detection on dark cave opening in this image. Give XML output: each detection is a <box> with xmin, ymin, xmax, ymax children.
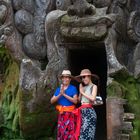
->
<box><xmin>68</xmin><ymin>44</ymin><xmax>107</xmax><ymax>140</ymax></box>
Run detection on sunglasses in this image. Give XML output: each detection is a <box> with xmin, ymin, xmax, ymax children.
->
<box><xmin>81</xmin><ymin>75</ymin><xmax>90</xmax><ymax>79</ymax></box>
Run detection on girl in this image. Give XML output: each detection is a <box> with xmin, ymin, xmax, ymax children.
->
<box><xmin>76</xmin><ymin>69</ymin><xmax>99</xmax><ymax>140</ymax></box>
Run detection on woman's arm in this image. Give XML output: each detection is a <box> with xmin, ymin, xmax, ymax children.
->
<box><xmin>50</xmin><ymin>85</ymin><xmax>64</xmax><ymax>104</ymax></box>
<box><xmin>78</xmin><ymin>93</ymin><xmax>82</xmax><ymax>102</ymax></box>
<box><xmin>80</xmin><ymin>84</ymin><xmax>97</xmax><ymax>102</ymax></box>
<box><xmin>50</xmin><ymin>93</ymin><xmax>62</xmax><ymax>104</ymax></box>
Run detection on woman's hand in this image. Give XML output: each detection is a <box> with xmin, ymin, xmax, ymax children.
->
<box><xmin>50</xmin><ymin>84</ymin><xmax>64</xmax><ymax>104</ymax></box>
<box><xmin>60</xmin><ymin>84</ymin><xmax>64</xmax><ymax>95</ymax></box>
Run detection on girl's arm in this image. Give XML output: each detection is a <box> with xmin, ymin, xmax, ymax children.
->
<box><xmin>78</xmin><ymin>93</ymin><xmax>82</xmax><ymax>102</ymax></box>
<box><xmin>80</xmin><ymin>84</ymin><xmax>97</xmax><ymax>102</ymax></box>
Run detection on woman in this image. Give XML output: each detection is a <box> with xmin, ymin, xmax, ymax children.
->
<box><xmin>76</xmin><ymin>69</ymin><xmax>99</xmax><ymax>140</ymax></box>
<box><xmin>50</xmin><ymin>70</ymin><xmax>78</xmax><ymax>140</ymax></box>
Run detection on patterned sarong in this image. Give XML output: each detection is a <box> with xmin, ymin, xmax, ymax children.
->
<box><xmin>79</xmin><ymin>108</ymin><xmax>97</xmax><ymax>140</ymax></box>
<box><xmin>57</xmin><ymin>111</ymin><xmax>76</xmax><ymax>140</ymax></box>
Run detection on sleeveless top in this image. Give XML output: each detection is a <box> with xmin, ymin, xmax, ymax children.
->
<box><xmin>81</xmin><ymin>83</ymin><xmax>94</xmax><ymax>104</ymax></box>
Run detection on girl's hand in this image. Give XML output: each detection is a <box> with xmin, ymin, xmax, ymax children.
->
<box><xmin>79</xmin><ymin>83</ymin><xmax>84</xmax><ymax>94</ymax></box>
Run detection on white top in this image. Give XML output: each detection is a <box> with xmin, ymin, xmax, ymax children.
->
<box><xmin>81</xmin><ymin>83</ymin><xmax>94</xmax><ymax>104</ymax></box>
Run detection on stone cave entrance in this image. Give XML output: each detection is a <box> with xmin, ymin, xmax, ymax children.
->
<box><xmin>68</xmin><ymin>43</ymin><xmax>107</xmax><ymax>140</ymax></box>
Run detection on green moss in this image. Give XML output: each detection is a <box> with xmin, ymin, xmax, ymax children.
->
<box><xmin>18</xmin><ymin>83</ymin><xmax>57</xmax><ymax>139</ymax></box>
<box><xmin>19</xmin><ymin>111</ymin><xmax>57</xmax><ymax>139</ymax></box>
<box><xmin>0</xmin><ymin>46</ymin><xmax>58</xmax><ymax>139</ymax></box>
<box><xmin>131</xmin><ymin>120</ymin><xmax>140</xmax><ymax>140</ymax></box>
<box><xmin>107</xmin><ymin>73</ymin><xmax>140</xmax><ymax>140</ymax></box>
<box><xmin>61</xmin><ymin>15</ymin><xmax>71</xmax><ymax>25</ymax></box>
<box><xmin>0</xmin><ymin>58</ymin><xmax>23</xmax><ymax>139</ymax></box>
<box><xmin>0</xmin><ymin>46</ymin><xmax>11</xmax><ymax>74</ymax></box>
<box><xmin>107</xmin><ymin>81</ymin><xmax>126</xmax><ymax>98</ymax></box>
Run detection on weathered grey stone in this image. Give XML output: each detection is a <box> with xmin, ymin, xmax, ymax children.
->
<box><xmin>15</xmin><ymin>10</ymin><xmax>33</xmax><ymax>34</ymax></box>
<box><xmin>12</xmin><ymin>0</ymin><xmax>22</xmax><ymax>10</ymax></box>
<box><xmin>21</xmin><ymin>0</ymin><xmax>34</xmax><ymax>14</ymax></box>
<box><xmin>60</xmin><ymin>7</ymin><xmax>115</xmax><ymax>41</ymax></box>
<box><xmin>67</xmin><ymin>0</ymin><xmax>96</xmax><ymax>17</ymax></box>
<box><xmin>128</xmin><ymin>11</ymin><xmax>140</xmax><ymax>42</ymax></box>
<box><xmin>93</xmin><ymin>0</ymin><xmax>111</xmax><ymax>8</ymax></box>
<box><xmin>0</xmin><ymin>4</ymin><xmax>7</xmax><ymax>24</ymax></box>
<box><xmin>20</xmin><ymin>59</ymin><xmax>44</xmax><ymax>91</ymax></box>
<box><xmin>121</xmin><ymin>122</ymin><xmax>133</xmax><ymax>132</ymax></box>
<box><xmin>5</xmin><ymin>29</ymin><xmax>24</xmax><ymax>61</ymax></box>
<box><xmin>45</xmin><ymin>10</ymin><xmax>67</xmax><ymax>88</ymax></box>
<box><xmin>1</xmin><ymin>0</ymin><xmax>140</xmax><ymax>139</ymax></box>
<box><xmin>34</xmin><ymin>0</ymin><xmax>56</xmax><ymax>14</ymax></box>
<box><xmin>106</xmin><ymin>97</ymin><xmax>126</xmax><ymax>140</ymax></box>
<box><xmin>120</xmin><ymin>134</ymin><xmax>130</xmax><ymax>140</ymax></box>
<box><xmin>123</xmin><ymin>113</ymin><xmax>135</xmax><ymax>120</ymax></box>
<box><xmin>60</xmin><ymin>25</ymin><xmax>107</xmax><ymax>41</ymax></box>
<box><xmin>105</xmin><ymin>29</ymin><xmax>126</xmax><ymax>76</ymax></box>
<box><xmin>19</xmin><ymin>59</ymin><xmax>57</xmax><ymax>138</ymax></box>
<box><xmin>12</xmin><ymin>0</ymin><xmax>34</xmax><ymax>13</ymax></box>
<box><xmin>0</xmin><ymin>0</ymin><xmax>24</xmax><ymax>61</ymax></box>
<box><xmin>33</xmin><ymin>16</ymin><xmax>45</xmax><ymax>44</ymax></box>
<box><xmin>23</xmin><ymin>34</ymin><xmax>47</xmax><ymax>60</ymax></box>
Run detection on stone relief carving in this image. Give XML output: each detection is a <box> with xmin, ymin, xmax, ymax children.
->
<box><xmin>0</xmin><ymin>0</ymin><xmax>140</xmax><ymax>138</ymax></box>
<box><xmin>1</xmin><ymin>0</ymin><xmax>139</xmax><ymax>88</ymax></box>
<box><xmin>128</xmin><ymin>11</ymin><xmax>140</xmax><ymax>43</ymax></box>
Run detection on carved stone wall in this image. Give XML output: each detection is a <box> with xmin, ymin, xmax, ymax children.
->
<box><xmin>0</xmin><ymin>0</ymin><xmax>140</xmax><ymax>139</ymax></box>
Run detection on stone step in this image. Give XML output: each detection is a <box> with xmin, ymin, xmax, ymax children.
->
<box><xmin>123</xmin><ymin>113</ymin><xmax>135</xmax><ymax>120</ymax></box>
<box><xmin>121</xmin><ymin>122</ymin><xmax>133</xmax><ymax>132</ymax></box>
<box><xmin>120</xmin><ymin>134</ymin><xmax>130</xmax><ymax>140</ymax></box>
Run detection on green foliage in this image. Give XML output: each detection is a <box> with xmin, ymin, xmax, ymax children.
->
<box><xmin>107</xmin><ymin>73</ymin><xmax>140</xmax><ymax>140</ymax></box>
<box><xmin>0</xmin><ymin>45</ymin><xmax>11</xmax><ymax>74</ymax></box>
<box><xmin>0</xmin><ymin>61</ymin><xmax>23</xmax><ymax>139</ymax></box>
<box><xmin>0</xmin><ymin>47</ymin><xmax>57</xmax><ymax>139</ymax></box>
<box><xmin>107</xmin><ymin>81</ymin><xmax>126</xmax><ymax>98</ymax></box>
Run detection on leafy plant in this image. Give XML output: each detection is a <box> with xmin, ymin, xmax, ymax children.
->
<box><xmin>0</xmin><ymin>44</ymin><xmax>11</xmax><ymax>74</ymax></box>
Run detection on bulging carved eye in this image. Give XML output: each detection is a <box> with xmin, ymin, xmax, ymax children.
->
<box><xmin>56</xmin><ymin>0</ymin><xmax>72</xmax><ymax>11</ymax></box>
<box><xmin>56</xmin><ymin>0</ymin><xmax>62</xmax><ymax>7</ymax></box>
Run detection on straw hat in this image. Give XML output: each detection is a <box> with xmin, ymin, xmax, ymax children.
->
<box><xmin>59</xmin><ymin>70</ymin><xmax>74</xmax><ymax>79</ymax></box>
<box><xmin>75</xmin><ymin>69</ymin><xmax>99</xmax><ymax>82</ymax></box>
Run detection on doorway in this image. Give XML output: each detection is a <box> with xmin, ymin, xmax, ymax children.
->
<box><xmin>68</xmin><ymin>43</ymin><xmax>107</xmax><ymax>140</ymax></box>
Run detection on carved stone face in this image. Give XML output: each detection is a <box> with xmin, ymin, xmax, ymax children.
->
<box><xmin>56</xmin><ymin>0</ymin><xmax>111</xmax><ymax>10</ymax></box>
<box><xmin>1</xmin><ymin>0</ymin><xmax>140</xmax><ymax>139</ymax></box>
<box><xmin>58</xmin><ymin>0</ymin><xmax>115</xmax><ymax>41</ymax></box>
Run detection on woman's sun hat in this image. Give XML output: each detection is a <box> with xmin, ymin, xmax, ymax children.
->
<box><xmin>59</xmin><ymin>70</ymin><xmax>74</xmax><ymax>79</ymax></box>
<box><xmin>75</xmin><ymin>69</ymin><xmax>99</xmax><ymax>82</ymax></box>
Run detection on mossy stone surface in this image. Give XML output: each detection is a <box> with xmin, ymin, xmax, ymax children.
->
<box><xmin>107</xmin><ymin>73</ymin><xmax>140</xmax><ymax>140</ymax></box>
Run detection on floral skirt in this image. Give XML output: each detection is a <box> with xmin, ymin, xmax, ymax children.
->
<box><xmin>79</xmin><ymin>108</ymin><xmax>97</xmax><ymax>140</ymax></box>
<box><xmin>57</xmin><ymin>111</ymin><xmax>76</xmax><ymax>140</ymax></box>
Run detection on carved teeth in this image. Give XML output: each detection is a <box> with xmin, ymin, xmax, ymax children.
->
<box><xmin>60</xmin><ymin>25</ymin><xmax>107</xmax><ymax>40</ymax></box>
<box><xmin>22</xmin><ymin>59</ymin><xmax>32</xmax><ymax>63</ymax></box>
